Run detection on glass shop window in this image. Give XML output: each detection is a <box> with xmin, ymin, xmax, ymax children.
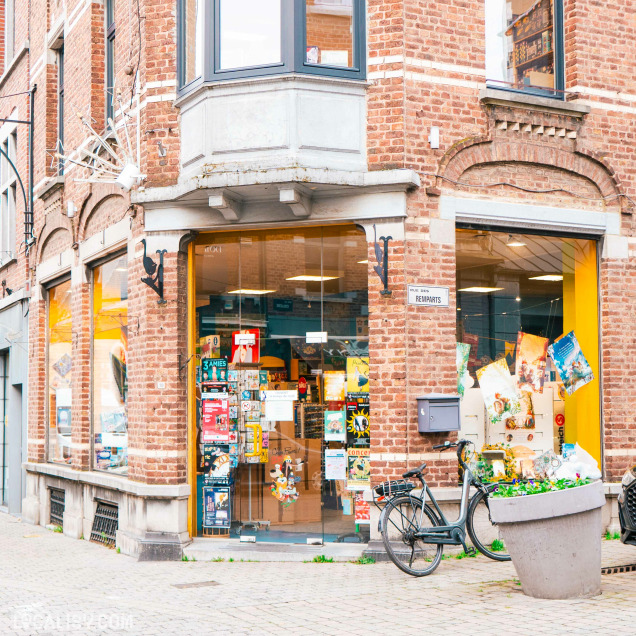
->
<box><xmin>485</xmin><ymin>0</ymin><xmax>563</xmax><ymax>96</ymax></box>
<box><xmin>47</xmin><ymin>279</ymin><xmax>73</xmax><ymax>464</ymax></box>
<box><xmin>92</xmin><ymin>255</ymin><xmax>128</xmax><ymax>474</ymax></box>
<box><xmin>456</xmin><ymin>229</ymin><xmax>600</xmax><ymax>481</ymax></box>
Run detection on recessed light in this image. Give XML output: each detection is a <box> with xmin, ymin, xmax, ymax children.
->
<box><xmin>457</xmin><ymin>287</ymin><xmax>504</xmax><ymax>293</ymax></box>
<box><xmin>286</xmin><ymin>275</ymin><xmax>340</xmax><ymax>282</ymax></box>
<box><xmin>357</xmin><ymin>259</ymin><xmax>368</xmax><ymax>264</ymax></box>
<box><xmin>227</xmin><ymin>289</ymin><xmax>276</xmax><ymax>295</ymax></box>
<box><xmin>528</xmin><ymin>275</ymin><xmax>563</xmax><ymax>282</ymax></box>
<box><xmin>515</xmin><ymin>296</ymin><xmax>521</xmax><ymax>302</ymax></box>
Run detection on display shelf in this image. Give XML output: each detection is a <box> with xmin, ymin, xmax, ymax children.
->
<box><xmin>516</xmin><ymin>51</ymin><xmax>553</xmax><ymax>70</ymax></box>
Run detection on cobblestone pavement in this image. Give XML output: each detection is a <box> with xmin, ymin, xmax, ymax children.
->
<box><xmin>2</xmin><ymin>513</ymin><xmax>636</xmax><ymax>635</ymax></box>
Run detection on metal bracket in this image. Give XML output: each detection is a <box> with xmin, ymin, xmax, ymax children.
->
<box><xmin>372</xmin><ymin>224</ymin><xmax>392</xmax><ymax>296</ymax></box>
<box><xmin>140</xmin><ymin>240</ymin><xmax>167</xmax><ymax>304</ymax></box>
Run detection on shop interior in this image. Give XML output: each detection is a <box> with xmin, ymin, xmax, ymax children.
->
<box><xmin>456</xmin><ymin>228</ymin><xmax>600</xmax><ymax>480</ymax></box>
<box><xmin>193</xmin><ymin>225</ymin><xmax>370</xmax><ymax>543</ymax></box>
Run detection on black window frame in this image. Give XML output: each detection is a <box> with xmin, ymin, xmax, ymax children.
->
<box><xmin>105</xmin><ymin>0</ymin><xmax>116</xmax><ymax>125</ymax></box>
<box><xmin>177</xmin><ymin>0</ymin><xmax>366</xmax><ymax>92</ymax></box>
<box><xmin>485</xmin><ymin>0</ymin><xmax>565</xmax><ymax>101</ymax></box>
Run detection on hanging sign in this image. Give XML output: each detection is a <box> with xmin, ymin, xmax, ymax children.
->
<box><xmin>407</xmin><ymin>285</ymin><xmax>449</xmax><ymax>307</ymax></box>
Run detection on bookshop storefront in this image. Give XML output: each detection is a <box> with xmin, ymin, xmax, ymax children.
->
<box><xmin>190</xmin><ymin>224</ymin><xmax>372</xmax><ymax>542</ymax></box>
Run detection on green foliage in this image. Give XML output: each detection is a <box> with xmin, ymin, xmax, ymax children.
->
<box><xmin>312</xmin><ymin>555</ymin><xmax>334</xmax><ymax>563</ymax></box>
<box><xmin>492</xmin><ymin>477</ymin><xmax>592</xmax><ymax>498</ymax></box>
<box><xmin>53</xmin><ymin>525</ymin><xmax>63</xmax><ymax>534</ymax></box>
<box><xmin>490</xmin><ymin>539</ymin><xmax>505</xmax><ymax>552</ymax></box>
<box><xmin>350</xmin><ymin>556</ymin><xmax>375</xmax><ymax>565</ymax></box>
<box><xmin>604</xmin><ymin>531</ymin><xmax>621</xmax><ymax>540</ymax></box>
<box><xmin>116</xmin><ymin>547</ymin><xmax>121</xmax><ymax>554</ymax></box>
<box><xmin>454</xmin><ymin>550</ymin><xmax>477</xmax><ymax>560</ymax></box>
<box><xmin>181</xmin><ymin>554</ymin><xmax>198</xmax><ymax>562</ymax></box>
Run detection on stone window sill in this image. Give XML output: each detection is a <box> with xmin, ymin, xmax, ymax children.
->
<box><xmin>479</xmin><ymin>88</ymin><xmax>590</xmax><ymax>118</ymax></box>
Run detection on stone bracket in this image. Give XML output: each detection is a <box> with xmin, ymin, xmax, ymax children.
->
<box><xmin>209</xmin><ymin>190</ymin><xmax>242</xmax><ymax>222</ymax></box>
<box><xmin>279</xmin><ymin>187</ymin><xmax>312</xmax><ymax>218</ymax></box>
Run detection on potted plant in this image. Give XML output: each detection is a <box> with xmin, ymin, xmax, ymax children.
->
<box><xmin>488</xmin><ymin>477</ymin><xmax>605</xmax><ymax>599</ymax></box>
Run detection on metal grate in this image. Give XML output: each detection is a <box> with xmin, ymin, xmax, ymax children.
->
<box><xmin>626</xmin><ymin>484</ymin><xmax>636</xmax><ymax>526</ymax></box>
<box><xmin>90</xmin><ymin>501</ymin><xmax>119</xmax><ymax>547</ymax></box>
<box><xmin>601</xmin><ymin>563</ymin><xmax>636</xmax><ymax>575</ymax></box>
<box><xmin>49</xmin><ymin>489</ymin><xmax>65</xmax><ymax>527</ymax></box>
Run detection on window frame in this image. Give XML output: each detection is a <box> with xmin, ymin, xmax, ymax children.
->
<box><xmin>89</xmin><ymin>249</ymin><xmax>129</xmax><ymax>475</ymax></box>
<box><xmin>105</xmin><ymin>0</ymin><xmax>116</xmax><ymax>126</ymax></box>
<box><xmin>177</xmin><ymin>0</ymin><xmax>366</xmax><ymax>92</ymax></box>
<box><xmin>485</xmin><ymin>0</ymin><xmax>565</xmax><ymax>100</ymax></box>
<box><xmin>0</xmin><ymin>127</ymin><xmax>17</xmax><ymax>266</ymax></box>
<box><xmin>57</xmin><ymin>45</ymin><xmax>65</xmax><ymax>174</ymax></box>
<box><xmin>45</xmin><ymin>274</ymin><xmax>72</xmax><ymax>466</ymax></box>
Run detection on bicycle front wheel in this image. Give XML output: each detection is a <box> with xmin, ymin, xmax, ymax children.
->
<box><xmin>380</xmin><ymin>495</ymin><xmax>443</xmax><ymax>576</ymax></box>
<box><xmin>467</xmin><ymin>487</ymin><xmax>511</xmax><ymax>561</ymax></box>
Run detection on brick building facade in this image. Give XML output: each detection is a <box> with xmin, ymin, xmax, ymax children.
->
<box><xmin>8</xmin><ymin>0</ymin><xmax>635</xmax><ymax>556</ymax></box>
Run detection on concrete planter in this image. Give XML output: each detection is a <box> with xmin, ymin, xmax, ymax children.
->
<box><xmin>488</xmin><ymin>480</ymin><xmax>605</xmax><ymax>599</ymax></box>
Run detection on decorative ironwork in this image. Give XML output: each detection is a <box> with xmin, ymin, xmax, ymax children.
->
<box><xmin>140</xmin><ymin>239</ymin><xmax>167</xmax><ymax>304</ymax></box>
<box><xmin>372</xmin><ymin>224</ymin><xmax>392</xmax><ymax>296</ymax></box>
<box><xmin>49</xmin><ymin>488</ymin><xmax>65</xmax><ymax>527</ymax></box>
<box><xmin>90</xmin><ymin>501</ymin><xmax>119</xmax><ymax>547</ymax></box>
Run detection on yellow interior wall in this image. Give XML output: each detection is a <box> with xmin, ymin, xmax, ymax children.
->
<box><xmin>187</xmin><ymin>242</ymin><xmax>196</xmax><ymax>537</ymax></box>
<box><xmin>562</xmin><ymin>241</ymin><xmax>601</xmax><ymax>464</ymax></box>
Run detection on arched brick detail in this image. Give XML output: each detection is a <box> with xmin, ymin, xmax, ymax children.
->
<box><xmin>436</xmin><ymin>138</ymin><xmax>622</xmax><ymax>203</ymax></box>
<box><xmin>38</xmin><ymin>228</ymin><xmax>72</xmax><ymax>263</ymax></box>
<box><xmin>78</xmin><ymin>192</ymin><xmax>127</xmax><ymax>242</ymax></box>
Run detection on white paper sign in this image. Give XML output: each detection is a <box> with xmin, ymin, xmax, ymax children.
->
<box><xmin>265</xmin><ymin>400</ymin><xmax>294</xmax><ymax>422</ymax></box>
<box><xmin>408</xmin><ymin>285</ymin><xmax>449</xmax><ymax>307</ymax></box>
<box><xmin>325</xmin><ymin>449</ymin><xmax>347</xmax><ymax>480</ymax></box>
<box><xmin>264</xmin><ymin>390</ymin><xmax>298</xmax><ymax>402</ymax></box>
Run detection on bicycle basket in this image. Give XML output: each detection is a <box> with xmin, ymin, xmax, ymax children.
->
<box><xmin>373</xmin><ymin>480</ymin><xmax>415</xmax><ymax>499</ymax></box>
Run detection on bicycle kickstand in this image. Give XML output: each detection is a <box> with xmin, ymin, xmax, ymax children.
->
<box><xmin>452</xmin><ymin>528</ymin><xmax>477</xmax><ymax>556</ymax></box>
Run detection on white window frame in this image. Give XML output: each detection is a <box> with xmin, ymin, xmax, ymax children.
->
<box><xmin>0</xmin><ymin>113</ymin><xmax>17</xmax><ymax>268</ymax></box>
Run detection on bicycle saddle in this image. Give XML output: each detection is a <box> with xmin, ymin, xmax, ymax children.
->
<box><xmin>402</xmin><ymin>463</ymin><xmax>426</xmax><ymax>478</ymax></box>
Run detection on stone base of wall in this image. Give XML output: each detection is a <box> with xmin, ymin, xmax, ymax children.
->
<box><xmin>22</xmin><ymin>464</ymin><xmax>191</xmax><ymax>561</ymax></box>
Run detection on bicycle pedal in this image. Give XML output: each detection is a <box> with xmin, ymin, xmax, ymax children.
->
<box><xmin>465</xmin><ymin>547</ymin><xmax>477</xmax><ymax>556</ymax></box>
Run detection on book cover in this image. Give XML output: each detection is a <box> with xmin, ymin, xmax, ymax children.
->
<box><xmin>548</xmin><ymin>331</ymin><xmax>594</xmax><ymax>396</ymax></box>
<box><xmin>516</xmin><ymin>332</ymin><xmax>549</xmax><ymax>393</ymax></box>
<box><xmin>476</xmin><ymin>358</ymin><xmax>522</xmax><ymax>426</ymax></box>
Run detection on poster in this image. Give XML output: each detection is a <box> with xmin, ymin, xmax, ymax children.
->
<box><xmin>516</xmin><ymin>332</ymin><xmax>549</xmax><ymax>393</ymax></box>
<box><xmin>456</xmin><ymin>342</ymin><xmax>472</xmax><ymax>398</ymax></box>
<box><xmin>324</xmin><ymin>371</ymin><xmax>346</xmax><ymax>402</ymax></box>
<box><xmin>463</xmin><ymin>333</ymin><xmax>479</xmax><ymax>366</ymax></box>
<box><xmin>476</xmin><ymin>358</ymin><xmax>522</xmax><ymax>426</ymax></box>
<box><xmin>231</xmin><ymin>329</ymin><xmax>260</xmax><ymax>364</ymax></box>
<box><xmin>202</xmin><ymin>444</ymin><xmax>231</xmax><ymax>482</ymax></box>
<box><xmin>347</xmin><ymin>448</ymin><xmax>371</xmax><ymax>491</ymax></box>
<box><xmin>200</xmin><ymin>335</ymin><xmax>221</xmax><ymax>359</ymax></box>
<box><xmin>346</xmin><ymin>400</ymin><xmax>370</xmax><ymax>447</ymax></box>
<box><xmin>201</xmin><ymin>357</ymin><xmax>228</xmax><ymax>383</ymax></box>
<box><xmin>324</xmin><ymin>410</ymin><xmax>346</xmax><ymax>442</ymax></box>
<box><xmin>506</xmin><ymin>392</ymin><xmax>535</xmax><ymax>430</ymax></box>
<box><xmin>548</xmin><ymin>331</ymin><xmax>594</xmax><ymax>396</ymax></box>
<box><xmin>346</xmin><ymin>357</ymin><xmax>369</xmax><ymax>395</ymax></box>
<box><xmin>269</xmin><ymin>455</ymin><xmax>300</xmax><ymax>507</ymax></box>
<box><xmin>354</xmin><ymin>492</ymin><xmax>371</xmax><ymax>524</ymax></box>
<box><xmin>203</xmin><ymin>486</ymin><xmax>231</xmax><ymax>528</ymax></box>
<box><xmin>201</xmin><ymin>396</ymin><xmax>230</xmax><ymax>442</ymax></box>
<box><xmin>324</xmin><ymin>448</ymin><xmax>347</xmax><ymax>480</ymax></box>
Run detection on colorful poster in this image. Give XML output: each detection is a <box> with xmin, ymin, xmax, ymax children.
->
<box><xmin>506</xmin><ymin>392</ymin><xmax>535</xmax><ymax>430</ymax></box>
<box><xmin>324</xmin><ymin>410</ymin><xmax>346</xmax><ymax>442</ymax></box>
<box><xmin>346</xmin><ymin>400</ymin><xmax>370</xmax><ymax>447</ymax></box>
<box><xmin>516</xmin><ymin>332</ymin><xmax>550</xmax><ymax>393</ymax></box>
<box><xmin>325</xmin><ymin>448</ymin><xmax>347</xmax><ymax>480</ymax></box>
<box><xmin>201</xmin><ymin>357</ymin><xmax>228</xmax><ymax>383</ymax></box>
<box><xmin>200</xmin><ymin>335</ymin><xmax>221</xmax><ymax>359</ymax></box>
<box><xmin>201</xmin><ymin>396</ymin><xmax>229</xmax><ymax>442</ymax></box>
<box><xmin>324</xmin><ymin>371</ymin><xmax>346</xmax><ymax>402</ymax></box>
<box><xmin>456</xmin><ymin>342</ymin><xmax>472</xmax><ymax>398</ymax></box>
<box><xmin>203</xmin><ymin>486</ymin><xmax>231</xmax><ymax>528</ymax></box>
<box><xmin>202</xmin><ymin>444</ymin><xmax>231</xmax><ymax>482</ymax></box>
<box><xmin>231</xmin><ymin>329</ymin><xmax>260</xmax><ymax>364</ymax></box>
<box><xmin>269</xmin><ymin>455</ymin><xmax>300</xmax><ymax>507</ymax></box>
<box><xmin>347</xmin><ymin>448</ymin><xmax>371</xmax><ymax>491</ymax></box>
<box><xmin>354</xmin><ymin>493</ymin><xmax>371</xmax><ymax>524</ymax></box>
<box><xmin>548</xmin><ymin>331</ymin><xmax>594</xmax><ymax>396</ymax></box>
<box><xmin>346</xmin><ymin>357</ymin><xmax>369</xmax><ymax>394</ymax></box>
<box><xmin>245</xmin><ymin>370</ymin><xmax>260</xmax><ymax>391</ymax></box>
<box><xmin>476</xmin><ymin>358</ymin><xmax>522</xmax><ymax>426</ymax></box>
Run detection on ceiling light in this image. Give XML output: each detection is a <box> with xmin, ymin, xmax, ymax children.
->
<box><xmin>457</xmin><ymin>287</ymin><xmax>504</xmax><ymax>293</ymax></box>
<box><xmin>357</xmin><ymin>259</ymin><xmax>368</xmax><ymax>264</ymax></box>
<box><xmin>515</xmin><ymin>296</ymin><xmax>521</xmax><ymax>302</ymax></box>
<box><xmin>506</xmin><ymin>234</ymin><xmax>526</xmax><ymax>247</ymax></box>
<box><xmin>528</xmin><ymin>275</ymin><xmax>563</xmax><ymax>282</ymax></box>
<box><xmin>286</xmin><ymin>275</ymin><xmax>340</xmax><ymax>282</ymax></box>
<box><xmin>227</xmin><ymin>289</ymin><xmax>276</xmax><ymax>295</ymax></box>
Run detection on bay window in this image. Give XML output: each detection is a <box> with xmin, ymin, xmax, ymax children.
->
<box><xmin>177</xmin><ymin>0</ymin><xmax>366</xmax><ymax>90</ymax></box>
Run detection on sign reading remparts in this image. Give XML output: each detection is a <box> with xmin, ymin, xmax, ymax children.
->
<box><xmin>407</xmin><ymin>285</ymin><xmax>450</xmax><ymax>307</ymax></box>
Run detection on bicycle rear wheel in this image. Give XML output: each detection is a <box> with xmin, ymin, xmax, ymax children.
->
<box><xmin>380</xmin><ymin>495</ymin><xmax>443</xmax><ymax>576</ymax></box>
<box><xmin>466</xmin><ymin>487</ymin><xmax>511</xmax><ymax>561</ymax></box>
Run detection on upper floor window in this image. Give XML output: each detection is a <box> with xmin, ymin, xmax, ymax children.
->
<box><xmin>105</xmin><ymin>0</ymin><xmax>116</xmax><ymax>125</ymax></box>
<box><xmin>57</xmin><ymin>45</ymin><xmax>65</xmax><ymax>174</ymax></box>
<box><xmin>3</xmin><ymin>0</ymin><xmax>15</xmax><ymax>71</ymax></box>
<box><xmin>485</xmin><ymin>0</ymin><xmax>563</xmax><ymax>98</ymax></box>
<box><xmin>177</xmin><ymin>0</ymin><xmax>366</xmax><ymax>91</ymax></box>
<box><xmin>0</xmin><ymin>129</ymin><xmax>16</xmax><ymax>265</ymax></box>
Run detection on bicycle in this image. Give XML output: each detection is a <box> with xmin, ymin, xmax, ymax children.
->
<box><xmin>375</xmin><ymin>439</ymin><xmax>511</xmax><ymax>576</ymax></box>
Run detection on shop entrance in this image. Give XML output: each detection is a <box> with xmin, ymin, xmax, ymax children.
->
<box><xmin>192</xmin><ymin>226</ymin><xmax>370</xmax><ymax>543</ymax></box>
